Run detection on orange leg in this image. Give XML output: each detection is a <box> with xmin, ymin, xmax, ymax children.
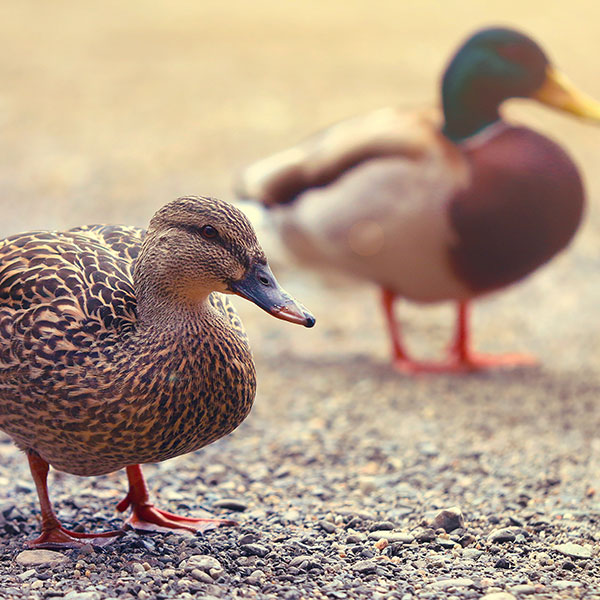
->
<box><xmin>116</xmin><ymin>465</ymin><xmax>237</xmax><ymax>533</ymax></box>
<box><xmin>446</xmin><ymin>301</ymin><xmax>537</xmax><ymax>372</ymax></box>
<box><xmin>381</xmin><ymin>291</ymin><xmax>536</xmax><ymax>374</ymax></box>
<box><xmin>26</xmin><ymin>451</ymin><xmax>124</xmax><ymax>549</ymax></box>
<box><xmin>381</xmin><ymin>288</ymin><xmax>411</xmax><ymax>363</ymax></box>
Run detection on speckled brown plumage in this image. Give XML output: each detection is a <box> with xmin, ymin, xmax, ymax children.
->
<box><xmin>0</xmin><ymin>195</ymin><xmax>315</xmax><ymax>546</ymax></box>
<box><xmin>0</xmin><ymin>197</ymin><xmax>267</xmax><ymax>479</ymax></box>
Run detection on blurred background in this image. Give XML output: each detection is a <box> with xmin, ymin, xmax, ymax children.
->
<box><xmin>0</xmin><ymin>0</ymin><xmax>598</xmax><ymax>372</ymax></box>
<box><xmin>1</xmin><ymin>2</ymin><xmax>599</xmax><ymax>588</ymax></box>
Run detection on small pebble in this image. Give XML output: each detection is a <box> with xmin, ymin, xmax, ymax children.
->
<box><xmin>191</xmin><ymin>568</ymin><xmax>214</xmax><ymax>583</ymax></box>
<box><xmin>240</xmin><ymin>543</ymin><xmax>269</xmax><ymax>557</ymax></box>
<box><xmin>237</xmin><ymin>533</ymin><xmax>259</xmax><ymax>545</ymax></box>
<box><xmin>369</xmin><ymin>521</ymin><xmax>394</xmax><ymax>531</ymax></box>
<box><xmin>426</xmin><ymin>507</ymin><xmax>465</xmax><ymax>532</ymax></box>
<box><xmin>553</xmin><ymin>542</ymin><xmax>593</xmax><ymax>559</ymax></box>
<box><xmin>16</xmin><ymin>550</ymin><xmax>69</xmax><ymax>567</ymax></box>
<box><xmin>509</xmin><ymin>584</ymin><xmax>536</xmax><ymax>595</ymax></box>
<box><xmin>352</xmin><ymin>560</ymin><xmax>377</xmax><ymax>574</ymax></box>
<box><xmin>368</xmin><ymin>530</ymin><xmax>414</xmax><ymax>543</ymax></box>
<box><xmin>429</xmin><ymin>578</ymin><xmax>474</xmax><ymax>590</ymax></box>
<box><xmin>16</xmin><ymin>568</ymin><xmax>36</xmax><ymax>581</ymax></box>
<box><xmin>462</xmin><ymin>549</ymin><xmax>483</xmax><ymax>560</ymax></box>
<box><xmin>488</xmin><ymin>527</ymin><xmax>519</xmax><ymax>543</ymax></box>
<box><xmin>180</xmin><ymin>554</ymin><xmax>222</xmax><ymax>573</ymax></box>
<box><xmin>494</xmin><ymin>557</ymin><xmax>512</xmax><ymax>569</ymax></box>
<box><xmin>64</xmin><ymin>592</ymin><xmax>101</xmax><ymax>600</ymax></box>
<box><xmin>318</xmin><ymin>519</ymin><xmax>336</xmax><ymax>533</ymax></box>
<box><xmin>246</xmin><ymin>569</ymin><xmax>265</xmax><ymax>585</ymax></box>
<box><xmin>552</xmin><ymin>580</ymin><xmax>582</xmax><ymax>589</ymax></box>
<box><xmin>213</xmin><ymin>498</ymin><xmax>248</xmax><ymax>511</ymax></box>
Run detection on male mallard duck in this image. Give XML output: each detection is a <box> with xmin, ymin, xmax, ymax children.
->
<box><xmin>0</xmin><ymin>195</ymin><xmax>315</xmax><ymax>548</ymax></box>
<box><xmin>237</xmin><ymin>27</ymin><xmax>600</xmax><ymax>373</ymax></box>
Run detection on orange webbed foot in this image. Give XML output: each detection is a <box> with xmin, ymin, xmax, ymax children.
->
<box><xmin>118</xmin><ymin>501</ymin><xmax>237</xmax><ymax>534</ymax></box>
<box><xmin>27</xmin><ymin>524</ymin><xmax>124</xmax><ymax>549</ymax></box>
<box><xmin>448</xmin><ymin>351</ymin><xmax>538</xmax><ymax>372</ymax></box>
<box><xmin>117</xmin><ymin>465</ymin><xmax>238</xmax><ymax>534</ymax></box>
<box><xmin>393</xmin><ymin>352</ymin><xmax>537</xmax><ymax>375</ymax></box>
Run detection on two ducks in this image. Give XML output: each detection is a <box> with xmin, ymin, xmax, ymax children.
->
<box><xmin>0</xmin><ymin>196</ymin><xmax>313</xmax><ymax>547</ymax></box>
<box><xmin>2</xmin><ymin>26</ymin><xmax>599</xmax><ymax>548</ymax></box>
<box><xmin>239</xmin><ymin>27</ymin><xmax>600</xmax><ymax>372</ymax></box>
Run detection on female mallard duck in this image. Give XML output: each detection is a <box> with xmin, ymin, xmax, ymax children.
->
<box><xmin>237</xmin><ymin>27</ymin><xmax>600</xmax><ymax>373</ymax></box>
<box><xmin>0</xmin><ymin>195</ymin><xmax>314</xmax><ymax>548</ymax></box>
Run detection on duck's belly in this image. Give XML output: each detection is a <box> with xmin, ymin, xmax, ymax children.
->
<box><xmin>275</xmin><ymin>158</ymin><xmax>473</xmax><ymax>303</ymax></box>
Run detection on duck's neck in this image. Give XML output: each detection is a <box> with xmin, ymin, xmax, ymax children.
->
<box><xmin>135</xmin><ymin>291</ymin><xmax>213</xmax><ymax>333</ymax></box>
<box><xmin>133</xmin><ymin>244</ymin><xmax>214</xmax><ymax>332</ymax></box>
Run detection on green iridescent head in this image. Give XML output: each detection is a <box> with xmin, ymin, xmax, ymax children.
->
<box><xmin>441</xmin><ymin>27</ymin><xmax>550</xmax><ymax>141</ymax></box>
<box><xmin>441</xmin><ymin>26</ymin><xmax>600</xmax><ymax>144</ymax></box>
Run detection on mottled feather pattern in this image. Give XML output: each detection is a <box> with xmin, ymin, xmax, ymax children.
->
<box><xmin>0</xmin><ymin>216</ymin><xmax>254</xmax><ymax>477</ymax></box>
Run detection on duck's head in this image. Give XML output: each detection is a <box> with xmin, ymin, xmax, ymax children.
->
<box><xmin>441</xmin><ymin>27</ymin><xmax>600</xmax><ymax>141</ymax></box>
<box><xmin>136</xmin><ymin>196</ymin><xmax>315</xmax><ymax>327</ymax></box>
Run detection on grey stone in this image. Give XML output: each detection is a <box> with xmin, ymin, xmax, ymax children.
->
<box><xmin>487</xmin><ymin>527</ymin><xmax>522</xmax><ymax>543</ymax></box>
<box><xmin>426</xmin><ymin>507</ymin><xmax>465</xmax><ymax>532</ymax></box>
<box><xmin>553</xmin><ymin>542</ymin><xmax>593</xmax><ymax>559</ymax></box>
<box><xmin>64</xmin><ymin>592</ymin><xmax>102</xmax><ymax>600</ymax></box>
<box><xmin>16</xmin><ymin>550</ymin><xmax>69</xmax><ymax>567</ymax></box>
<box><xmin>369</xmin><ymin>520</ymin><xmax>394</xmax><ymax>531</ymax></box>
<box><xmin>240</xmin><ymin>543</ymin><xmax>269</xmax><ymax>557</ymax></box>
<box><xmin>552</xmin><ymin>580</ymin><xmax>583</xmax><ymax>589</ymax></box>
<box><xmin>246</xmin><ymin>569</ymin><xmax>265</xmax><ymax>584</ymax></box>
<box><xmin>352</xmin><ymin>559</ymin><xmax>378</xmax><ymax>574</ymax></box>
<box><xmin>16</xmin><ymin>568</ymin><xmax>36</xmax><ymax>581</ymax></box>
<box><xmin>212</xmin><ymin>498</ymin><xmax>247</xmax><ymax>511</ymax></box>
<box><xmin>436</xmin><ymin>537</ymin><xmax>458</xmax><ymax>548</ymax></box>
<box><xmin>462</xmin><ymin>548</ymin><xmax>483</xmax><ymax>560</ymax></box>
<box><xmin>237</xmin><ymin>532</ymin><xmax>259</xmax><ymax>545</ymax></box>
<box><xmin>414</xmin><ymin>528</ymin><xmax>436</xmax><ymax>542</ymax></box>
<box><xmin>368</xmin><ymin>530</ymin><xmax>414</xmax><ymax>543</ymax></box>
<box><xmin>190</xmin><ymin>568</ymin><xmax>214</xmax><ymax>583</ymax></box>
<box><xmin>180</xmin><ymin>554</ymin><xmax>223</xmax><ymax>574</ymax></box>
<box><xmin>289</xmin><ymin>554</ymin><xmax>322</xmax><ymax>569</ymax></box>
<box><xmin>318</xmin><ymin>519</ymin><xmax>336</xmax><ymax>533</ymax></box>
<box><xmin>429</xmin><ymin>577</ymin><xmax>474</xmax><ymax>590</ymax></box>
<box><xmin>509</xmin><ymin>584</ymin><xmax>536</xmax><ymax>595</ymax></box>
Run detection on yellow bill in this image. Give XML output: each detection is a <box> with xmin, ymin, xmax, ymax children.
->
<box><xmin>533</xmin><ymin>67</ymin><xmax>600</xmax><ymax>122</ymax></box>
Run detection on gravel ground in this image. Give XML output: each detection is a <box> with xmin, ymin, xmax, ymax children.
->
<box><xmin>1</xmin><ymin>2</ymin><xmax>599</xmax><ymax>599</ymax></box>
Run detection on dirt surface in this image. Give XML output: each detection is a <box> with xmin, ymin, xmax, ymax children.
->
<box><xmin>0</xmin><ymin>2</ymin><xmax>599</xmax><ymax>599</ymax></box>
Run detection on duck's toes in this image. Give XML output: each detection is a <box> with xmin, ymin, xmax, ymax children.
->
<box><xmin>124</xmin><ymin>505</ymin><xmax>237</xmax><ymax>534</ymax></box>
<box><xmin>27</xmin><ymin>525</ymin><xmax>124</xmax><ymax>549</ymax></box>
<box><xmin>392</xmin><ymin>351</ymin><xmax>538</xmax><ymax>375</ymax></box>
<box><xmin>448</xmin><ymin>351</ymin><xmax>539</xmax><ymax>372</ymax></box>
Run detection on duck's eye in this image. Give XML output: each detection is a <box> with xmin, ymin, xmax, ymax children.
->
<box><xmin>200</xmin><ymin>225</ymin><xmax>218</xmax><ymax>240</ymax></box>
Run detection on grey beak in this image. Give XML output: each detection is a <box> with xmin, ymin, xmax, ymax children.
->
<box><xmin>228</xmin><ymin>263</ymin><xmax>315</xmax><ymax>328</ymax></box>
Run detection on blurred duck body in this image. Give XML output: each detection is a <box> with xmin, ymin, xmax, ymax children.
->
<box><xmin>238</xmin><ymin>27</ymin><xmax>600</xmax><ymax>373</ymax></box>
<box><xmin>0</xmin><ymin>196</ymin><xmax>314</xmax><ymax>548</ymax></box>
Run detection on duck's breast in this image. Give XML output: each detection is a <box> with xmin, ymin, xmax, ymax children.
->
<box><xmin>449</xmin><ymin>126</ymin><xmax>584</xmax><ymax>293</ymax></box>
